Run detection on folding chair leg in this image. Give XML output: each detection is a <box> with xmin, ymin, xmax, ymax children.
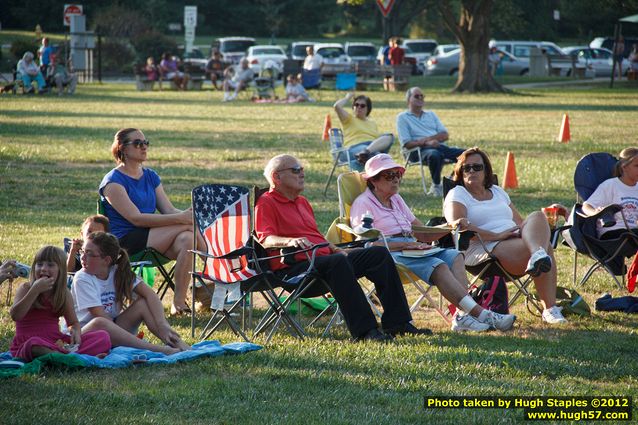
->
<box><xmin>419</xmin><ymin>163</ymin><xmax>428</xmax><ymax>195</ymax></box>
<box><xmin>323</xmin><ymin>157</ymin><xmax>340</xmax><ymax>197</ymax></box>
<box><xmin>322</xmin><ymin>306</ymin><xmax>343</xmax><ymax>337</ymax></box>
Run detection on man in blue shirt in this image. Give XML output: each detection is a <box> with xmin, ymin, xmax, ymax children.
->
<box><xmin>396</xmin><ymin>87</ymin><xmax>465</xmax><ymax>196</ymax></box>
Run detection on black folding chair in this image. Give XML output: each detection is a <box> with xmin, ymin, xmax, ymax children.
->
<box><xmin>561</xmin><ymin>152</ymin><xmax>638</xmax><ymax>289</ymax></box>
<box><xmin>441</xmin><ymin>176</ymin><xmax>543</xmax><ymax>314</ymax></box>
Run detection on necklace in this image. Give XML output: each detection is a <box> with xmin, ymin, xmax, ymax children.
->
<box><xmin>371</xmin><ymin>190</ymin><xmax>413</xmax><ymax>238</ymax></box>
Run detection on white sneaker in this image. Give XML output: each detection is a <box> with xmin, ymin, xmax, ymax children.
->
<box><xmin>525</xmin><ymin>247</ymin><xmax>552</xmax><ymax>277</ymax></box>
<box><xmin>427</xmin><ymin>183</ymin><xmax>443</xmax><ymax>197</ymax></box>
<box><xmin>542</xmin><ymin>305</ymin><xmax>567</xmax><ymax>324</ymax></box>
<box><xmin>480</xmin><ymin>310</ymin><xmax>517</xmax><ymax>331</ymax></box>
<box><xmin>451</xmin><ymin>313</ymin><xmax>490</xmax><ymax>332</ymax></box>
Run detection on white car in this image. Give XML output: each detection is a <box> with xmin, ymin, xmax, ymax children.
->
<box><xmin>345</xmin><ymin>42</ymin><xmax>377</xmax><ymax>63</ymax></box>
<box><xmin>245</xmin><ymin>45</ymin><xmax>287</xmax><ymax>76</ymax></box>
<box><xmin>314</xmin><ymin>43</ymin><xmax>351</xmax><ymax>65</ymax></box>
<box><xmin>563</xmin><ymin>46</ymin><xmax>630</xmax><ymax>77</ymax></box>
<box><xmin>494</xmin><ymin>40</ymin><xmax>564</xmax><ymax>58</ymax></box>
<box><xmin>432</xmin><ymin>44</ymin><xmax>460</xmax><ymax>56</ymax></box>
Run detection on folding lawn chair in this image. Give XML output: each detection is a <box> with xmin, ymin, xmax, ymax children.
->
<box><xmin>561</xmin><ymin>152</ymin><xmax>638</xmax><ymax>290</ymax></box>
<box><xmin>401</xmin><ymin>146</ymin><xmax>457</xmax><ymax>195</ymax></box>
<box><xmin>323</xmin><ymin>128</ymin><xmax>355</xmax><ymax>196</ymax></box>
<box><xmin>332</xmin><ymin>171</ymin><xmax>451</xmax><ymax>323</ymax></box>
<box><xmin>190</xmin><ymin>184</ymin><xmax>326</xmax><ymax>342</ymax></box>
<box><xmin>441</xmin><ymin>177</ymin><xmax>543</xmax><ymax>314</ymax></box>
<box><xmin>97</xmin><ymin>200</ymin><xmax>176</xmax><ymax>300</ymax></box>
<box><xmin>252</xmin><ymin>186</ymin><xmax>342</xmax><ymax>338</ymax></box>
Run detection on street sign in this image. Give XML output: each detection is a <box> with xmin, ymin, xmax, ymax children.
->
<box><xmin>184</xmin><ymin>6</ymin><xmax>197</xmax><ymax>28</ymax></box>
<box><xmin>376</xmin><ymin>0</ymin><xmax>395</xmax><ymax>17</ymax></box>
<box><xmin>63</xmin><ymin>4</ymin><xmax>83</xmax><ymax>27</ymax></box>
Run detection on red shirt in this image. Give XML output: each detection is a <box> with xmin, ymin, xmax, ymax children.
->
<box><xmin>254</xmin><ymin>189</ymin><xmax>332</xmax><ymax>271</ymax></box>
<box><xmin>389</xmin><ymin>46</ymin><xmax>405</xmax><ymax>65</ymax></box>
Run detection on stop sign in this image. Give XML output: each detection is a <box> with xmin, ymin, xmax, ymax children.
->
<box><xmin>63</xmin><ymin>4</ymin><xmax>83</xmax><ymax>27</ymax></box>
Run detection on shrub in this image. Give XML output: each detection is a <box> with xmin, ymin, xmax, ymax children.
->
<box><xmin>130</xmin><ymin>31</ymin><xmax>178</xmax><ymax>63</ymax></box>
<box><xmin>10</xmin><ymin>40</ymin><xmax>39</xmax><ymax>60</ymax></box>
<box><xmin>100</xmin><ymin>39</ymin><xmax>135</xmax><ymax>72</ymax></box>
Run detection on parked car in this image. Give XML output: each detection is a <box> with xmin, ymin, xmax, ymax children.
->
<box><xmin>245</xmin><ymin>45</ymin><xmax>287</xmax><ymax>77</ymax></box>
<box><xmin>345</xmin><ymin>42</ymin><xmax>377</xmax><ymax>63</ymax></box>
<box><xmin>425</xmin><ymin>48</ymin><xmax>529</xmax><ymax>77</ymax></box>
<box><xmin>590</xmin><ymin>37</ymin><xmax>638</xmax><ymax>58</ymax></box>
<box><xmin>563</xmin><ymin>46</ymin><xmax>630</xmax><ymax>77</ymax></box>
<box><xmin>401</xmin><ymin>39</ymin><xmax>438</xmax><ymax>62</ymax></box>
<box><xmin>313</xmin><ymin>43</ymin><xmax>351</xmax><ymax>65</ymax></box>
<box><xmin>375</xmin><ymin>45</ymin><xmax>419</xmax><ymax>74</ymax></box>
<box><xmin>289</xmin><ymin>41</ymin><xmax>315</xmax><ymax>60</ymax></box>
<box><xmin>213</xmin><ymin>37</ymin><xmax>256</xmax><ymax>64</ymax></box>
<box><xmin>494</xmin><ymin>40</ymin><xmax>564</xmax><ymax>58</ymax></box>
<box><xmin>177</xmin><ymin>46</ymin><xmax>208</xmax><ymax>68</ymax></box>
<box><xmin>432</xmin><ymin>44</ymin><xmax>460</xmax><ymax>56</ymax></box>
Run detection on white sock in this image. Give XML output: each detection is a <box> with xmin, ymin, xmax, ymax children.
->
<box><xmin>458</xmin><ymin>295</ymin><xmax>479</xmax><ymax>315</ymax></box>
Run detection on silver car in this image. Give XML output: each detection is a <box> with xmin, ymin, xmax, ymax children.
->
<box><xmin>563</xmin><ymin>46</ymin><xmax>630</xmax><ymax>77</ymax></box>
<box><xmin>425</xmin><ymin>48</ymin><xmax>529</xmax><ymax>76</ymax></box>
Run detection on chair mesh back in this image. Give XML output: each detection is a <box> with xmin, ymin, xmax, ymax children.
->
<box><xmin>192</xmin><ymin>184</ymin><xmax>255</xmax><ymax>283</ymax></box>
<box><xmin>337</xmin><ymin>172</ymin><xmax>367</xmax><ymax>222</ymax></box>
<box><xmin>573</xmin><ymin>153</ymin><xmax>618</xmax><ymax>201</ymax></box>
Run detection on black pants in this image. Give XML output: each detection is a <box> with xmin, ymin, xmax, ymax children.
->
<box><xmin>276</xmin><ymin>246</ymin><xmax>412</xmax><ymax>338</ymax></box>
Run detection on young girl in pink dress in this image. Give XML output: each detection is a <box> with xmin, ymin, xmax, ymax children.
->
<box><xmin>10</xmin><ymin>246</ymin><xmax>111</xmax><ymax>362</ymax></box>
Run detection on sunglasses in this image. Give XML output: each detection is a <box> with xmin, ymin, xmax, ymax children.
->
<box><xmin>78</xmin><ymin>249</ymin><xmax>104</xmax><ymax>258</ymax></box>
<box><xmin>353</xmin><ymin>103</ymin><xmax>367</xmax><ymax>109</ymax></box>
<box><xmin>124</xmin><ymin>139</ymin><xmax>150</xmax><ymax>148</ymax></box>
<box><xmin>461</xmin><ymin>163</ymin><xmax>485</xmax><ymax>173</ymax></box>
<box><xmin>378</xmin><ymin>171</ymin><xmax>403</xmax><ymax>181</ymax></box>
<box><xmin>412</xmin><ymin>94</ymin><xmax>424</xmax><ymax>100</ymax></box>
<box><xmin>278</xmin><ymin>166</ymin><xmax>304</xmax><ymax>174</ymax></box>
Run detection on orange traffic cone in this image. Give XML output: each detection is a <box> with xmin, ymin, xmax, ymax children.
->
<box><xmin>503</xmin><ymin>152</ymin><xmax>518</xmax><ymax>189</ymax></box>
<box><xmin>322</xmin><ymin>114</ymin><xmax>332</xmax><ymax>141</ymax></box>
<box><xmin>557</xmin><ymin>113</ymin><xmax>570</xmax><ymax>143</ymax></box>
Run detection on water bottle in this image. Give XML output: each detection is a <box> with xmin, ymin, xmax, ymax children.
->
<box><xmin>330</xmin><ymin>128</ymin><xmax>343</xmax><ymax>150</ymax></box>
<box><xmin>354</xmin><ymin>211</ymin><xmax>374</xmax><ymax>236</ymax></box>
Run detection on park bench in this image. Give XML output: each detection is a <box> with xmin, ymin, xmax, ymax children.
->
<box><xmin>356</xmin><ymin>63</ymin><xmax>411</xmax><ymax>91</ymax></box>
<box><xmin>134</xmin><ymin>67</ymin><xmax>156</xmax><ymax>91</ymax></box>
<box><xmin>547</xmin><ymin>55</ymin><xmax>586</xmax><ymax>78</ymax></box>
<box><xmin>184</xmin><ymin>63</ymin><xmax>206</xmax><ymax>90</ymax></box>
<box><xmin>321</xmin><ymin>63</ymin><xmax>356</xmax><ymax>79</ymax></box>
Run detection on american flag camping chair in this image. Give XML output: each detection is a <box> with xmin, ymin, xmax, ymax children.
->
<box><xmin>190</xmin><ymin>184</ymin><xmax>306</xmax><ymax>342</ymax></box>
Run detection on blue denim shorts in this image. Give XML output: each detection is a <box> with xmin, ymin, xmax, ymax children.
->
<box><xmin>386</xmin><ymin>236</ymin><xmax>461</xmax><ymax>284</ymax></box>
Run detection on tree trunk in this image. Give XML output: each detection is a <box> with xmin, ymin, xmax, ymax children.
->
<box><xmin>438</xmin><ymin>0</ymin><xmax>509</xmax><ymax>93</ymax></box>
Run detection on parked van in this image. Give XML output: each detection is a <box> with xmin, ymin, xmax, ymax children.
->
<box><xmin>212</xmin><ymin>37</ymin><xmax>256</xmax><ymax>64</ymax></box>
<box><xmin>590</xmin><ymin>37</ymin><xmax>638</xmax><ymax>58</ymax></box>
<box><xmin>494</xmin><ymin>41</ymin><xmax>564</xmax><ymax>58</ymax></box>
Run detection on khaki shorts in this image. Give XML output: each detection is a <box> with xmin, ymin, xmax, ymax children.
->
<box><xmin>464</xmin><ymin>240</ymin><xmax>500</xmax><ymax>266</ymax></box>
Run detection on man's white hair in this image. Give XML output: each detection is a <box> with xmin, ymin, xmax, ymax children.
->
<box><xmin>405</xmin><ymin>86</ymin><xmax>421</xmax><ymax>102</ymax></box>
<box><xmin>263</xmin><ymin>154</ymin><xmax>296</xmax><ymax>187</ymax></box>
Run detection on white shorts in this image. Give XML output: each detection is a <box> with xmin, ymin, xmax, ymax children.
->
<box><xmin>464</xmin><ymin>240</ymin><xmax>500</xmax><ymax>266</ymax></box>
<box><xmin>165</xmin><ymin>71</ymin><xmax>184</xmax><ymax>80</ymax></box>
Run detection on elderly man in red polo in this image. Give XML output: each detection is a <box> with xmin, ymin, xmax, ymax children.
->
<box><xmin>254</xmin><ymin>154</ymin><xmax>432</xmax><ymax>342</ymax></box>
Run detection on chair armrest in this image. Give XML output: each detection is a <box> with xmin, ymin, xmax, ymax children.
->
<box><xmin>575</xmin><ymin>203</ymin><xmax>622</xmax><ymax>228</ymax></box>
<box><xmin>189</xmin><ymin>246</ymin><xmax>254</xmax><ymax>260</ymax></box>
<box><xmin>336</xmin><ymin>238</ymin><xmax>378</xmax><ymax>249</ymax></box>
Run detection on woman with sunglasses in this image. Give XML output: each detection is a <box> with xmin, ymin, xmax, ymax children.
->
<box><xmin>99</xmin><ymin>128</ymin><xmax>201</xmax><ymax>316</ymax></box>
<box><xmin>333</xmin><ymin>92</ymin><xmax>394</xmax><ymax>171</ymax></box>
<box><xmin>351</xmin><ymin>154</ymin><xmax>516</xmax><ymax>332</ymax></box>
<box><xmin>443</xmin><ymin>147</ymin><xmax>566</xmax><ymax>324</ymax></box>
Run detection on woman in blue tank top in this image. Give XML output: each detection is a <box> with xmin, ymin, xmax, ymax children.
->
<box><xmin>99</xmin><ymin>128</ymin><xmax>203</xmax><ymax>316</ymax></box>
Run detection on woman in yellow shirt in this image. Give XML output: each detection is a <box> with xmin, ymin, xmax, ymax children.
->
<box><xmin>334</xmin><ymin>92</ymin><xmax>394</xmax><ymax>171</ymax></box>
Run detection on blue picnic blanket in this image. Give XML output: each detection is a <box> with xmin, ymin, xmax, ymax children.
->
<box><xmin>0</xmin><ymin>340</ymin><xmax>261</xmax><ymax>377</ymax></box>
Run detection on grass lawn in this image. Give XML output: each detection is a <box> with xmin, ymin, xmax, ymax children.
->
<box><xmin>1</xmin><ymin>77</ymin><xmax>637</xmax><ymax>424</ymax></box>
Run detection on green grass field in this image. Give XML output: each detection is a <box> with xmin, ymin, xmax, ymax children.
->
<box><xmin>1</xmin><ymin>77</ymin><xmax>637</xmax><ymax>424</ymax></box>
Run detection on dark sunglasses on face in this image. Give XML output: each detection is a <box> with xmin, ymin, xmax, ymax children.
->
<box><xmin>462</xmin><ymin>163</ymin><xmax>485</xmax><ymax>173</ymax></box>
<box><xmin>278</xmin><ymin>166</ymin><xmax>304</xmax><ymax>174</ymax></box>
<box><xmin>379</xmin><ymin>171</ymin><xmax>402</xmax><ymax>181</ymax></box>
<box><xmin>353</xmin><ymin>103</ymin><xmax>367</xmax><ymax>108</ymax></box>
<box><xmin>412</xmin><ymin>94</ymin><xmax>424</xmax><ymax>100</ymax></box>
<box><xmin>124</xmin><ymin>139</ymin><xmax>150</xmax><ymax>148</ymax></box>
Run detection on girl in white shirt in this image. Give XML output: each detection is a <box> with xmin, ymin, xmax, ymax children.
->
<box><xmin>73</xmin><ymin>232</ymin><xmax>190</xmax><ymax>354</ymax></box>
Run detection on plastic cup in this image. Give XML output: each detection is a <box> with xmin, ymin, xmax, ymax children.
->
<box><xmin>542</xmin><ymin>207</ymin><xmax>559</xmax><ymax>229</ymax></box>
